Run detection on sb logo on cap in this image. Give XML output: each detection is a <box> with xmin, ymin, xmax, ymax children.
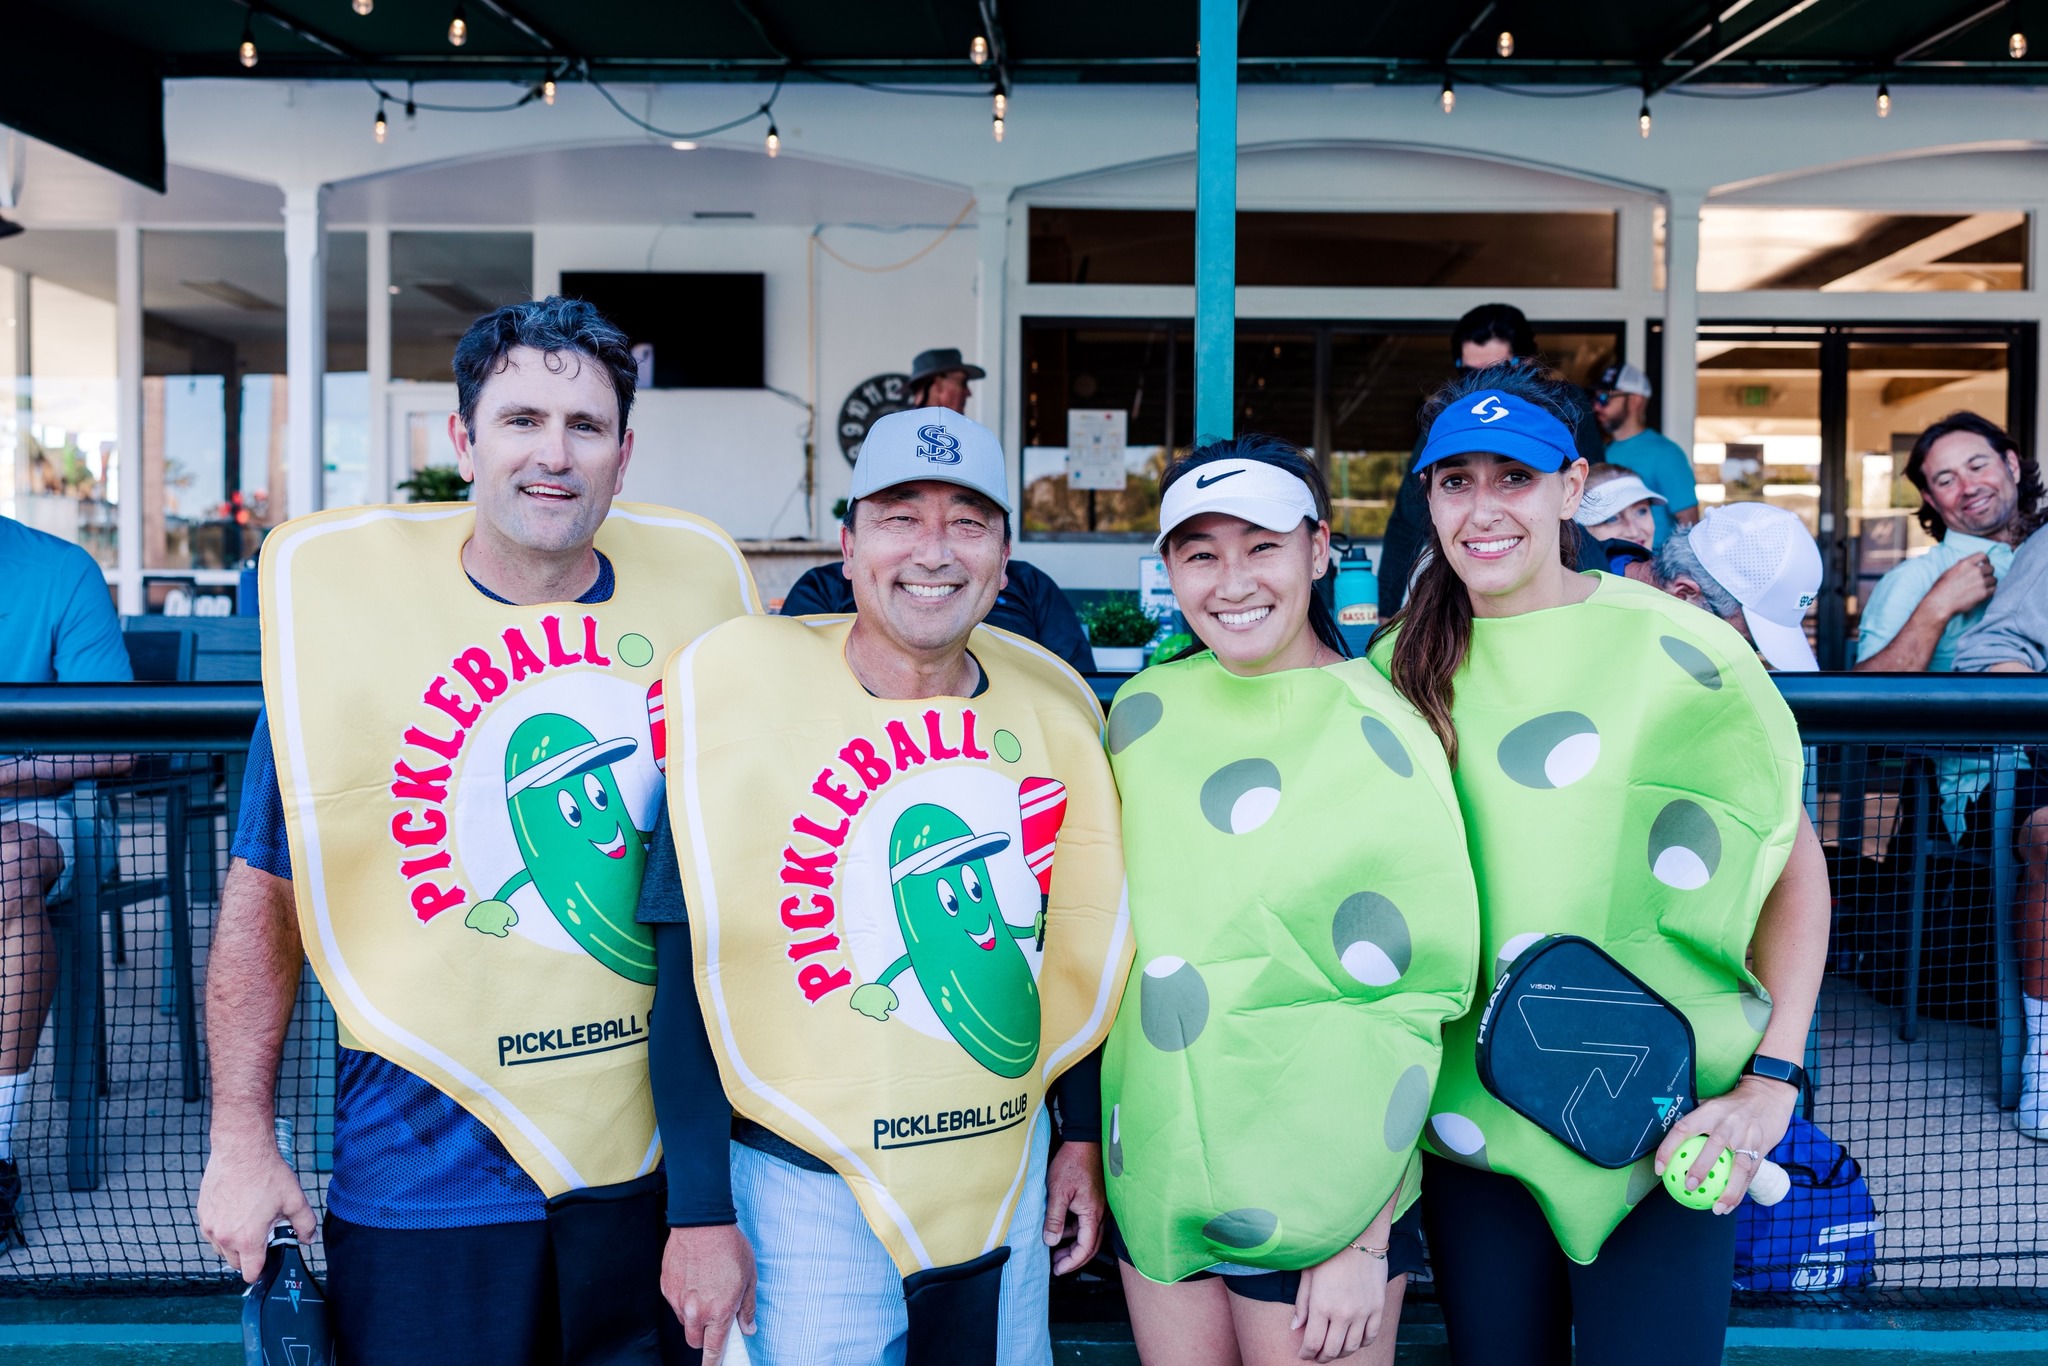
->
<box><xmin>915</xmin><ymin>424</ymin><xmax>963</xmax><ymax>465</ymax></box>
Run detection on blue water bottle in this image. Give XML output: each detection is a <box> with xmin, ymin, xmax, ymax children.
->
<box><xmin>1331</xmin><ymin>539</ymin><xmax>1380</xmax><ymax>657</ymax></box>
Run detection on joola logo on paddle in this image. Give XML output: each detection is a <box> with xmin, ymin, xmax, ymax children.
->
<box><xmin>914</xmin><ymin>423</ymin><xmax>963</xmax><ymax>463</ymax></box>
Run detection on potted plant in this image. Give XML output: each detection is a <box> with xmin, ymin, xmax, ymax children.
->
<box><xmin>1082</xmin><ymin>593</ymin><xmax>1158</xmax><ymax>673</ymax></box>
<box><xmin>396</xmin><ymin>466</ymin><xmax>471</xmax><ymax>503</ymax></box>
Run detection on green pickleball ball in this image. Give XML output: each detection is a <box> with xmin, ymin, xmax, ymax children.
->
<box><xmin>1662</xmin><ymin>1135</ymin><xmax>1732</xmax><ymax>1210</ymax></box>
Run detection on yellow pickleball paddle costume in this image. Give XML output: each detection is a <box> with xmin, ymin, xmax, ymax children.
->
<box><xmin>262</xmin><ymin>502</ymin><xmax>758</xmax><ymax>1196</ymax></box>
<box><xmin>665</xmin><ymin>614</ymin><xmax>1130</xmax><ymax>1275</ymax></box>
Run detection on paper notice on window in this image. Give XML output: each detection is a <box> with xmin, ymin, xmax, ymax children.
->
<box><xmin>1066</xmin><ymin>410</ymin><xmax>1128</xmax><ymax>491</ymax></box>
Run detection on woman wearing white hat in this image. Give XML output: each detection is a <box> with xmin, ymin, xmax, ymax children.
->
<box><xmin>1573</xmin><ymin>463</ymin><xmax>1667</xmax><ymax>549</ymax></box>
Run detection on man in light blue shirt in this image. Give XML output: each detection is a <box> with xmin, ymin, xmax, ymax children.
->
<box><xmin>1593</xmin><ymin>363</ymin><xmax>1698</xmax><ymax>548</ymax></box>
<box><xmin>0</xmin><ymin>513</ymin><xmax>134</xmax><ymax>1247</ymax></box>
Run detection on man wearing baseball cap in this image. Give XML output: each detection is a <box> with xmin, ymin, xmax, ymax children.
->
<box><xmin>637</xmin><ymin>408</ymin><xmax>1128</xmax><ymax>1364</ymax></box>
<box><xmin>1611</xmin><ymin>502</ymin><xmax>1821</xmax><ymax>671</ymax></box>
<box><xmin>1593</xmin><ymin>362</ymin><xmax>1699</xmax><ymax>549</ymax></box>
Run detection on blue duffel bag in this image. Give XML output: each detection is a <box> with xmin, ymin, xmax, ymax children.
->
<box><xmin>1733</xmin><ymin>1114</ymin><xmax>1881</xmax><ymax>1292</ymax></box>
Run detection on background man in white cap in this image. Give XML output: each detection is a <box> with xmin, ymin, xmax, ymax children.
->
<box><xmin>1613</xmin><ymin>501</ymin><xmax>1821</xmax><ymax>671</ymax></box>
<box><xmin>1574</xmin><ymin>462</ymin><xmax>1668</xmax><ymax>549</ymax></box>
<box><xmin>1594</xmin><ymin>362</ymin><xmax>1699</xmax><ymax>548</ymax></box>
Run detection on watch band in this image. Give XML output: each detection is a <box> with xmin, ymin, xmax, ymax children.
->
<box><xmin>1744</xmin><ymin>1054</ymin><xmax>1808</xmax><ymax>1094</ymax></box>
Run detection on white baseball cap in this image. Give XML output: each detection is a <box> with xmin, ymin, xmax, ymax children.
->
<box><xmin>1154</xmin><ymin>459</ymin><xmax>1319</xmax><ymax>551</ymax></box>
<box><xmin>1596</xmin><ymin>363</ymin><xmax>1654</xmax><ymax>399</ymax></box>
<box><xmin>850</xmin><ymin>407</ymin><xmax>1011</xmax><ymax>512</ymax></box>
<box><xmin>1689</xmin><ymin>502</ymin><xmax>1822</xmax><ymax>672</ymax></box>
<box><xmin>1575</xmin><ymin>474</ymin><xmax>1667</xmax><ymax>527</ymax></box>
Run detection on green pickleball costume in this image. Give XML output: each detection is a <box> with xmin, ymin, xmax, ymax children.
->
<box><xmin>1103</xmin><ymin>654</ymin><xmax>1480</xmax><ymax>1282</ymax></box>
<box><xmin>1373</xmin><ymin>573</ymin><xmax>1803</xmax><ymax>1263</ymax></box>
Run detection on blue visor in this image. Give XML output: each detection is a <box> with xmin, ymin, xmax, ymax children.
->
<box><xmin>1416</xmin><ymin>389</ymin><xmax>1580</xmax><ymax>474</ymax></box>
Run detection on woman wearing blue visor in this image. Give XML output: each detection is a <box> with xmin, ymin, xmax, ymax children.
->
<box><xmin>1368</xmin><ymin>364</ymin><xmax>1830</xmax><ymax>1366</ymax></box>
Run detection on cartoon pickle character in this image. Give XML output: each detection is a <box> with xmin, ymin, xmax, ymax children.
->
<box><xmin>849</xmin><ymin>803</ymin><xmax>1041</xmax><ymax>1078</ymax></box>
<box><xmin>463</xmin><ymin>714</ymin><xmax>657</xmax><ymax>984</ymax></box>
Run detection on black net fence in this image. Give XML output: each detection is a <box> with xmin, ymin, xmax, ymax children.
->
<box><xmin>4</xmin><ymin>680</ymin><xmax>2047</xmax><ymax>1310</ymax></box>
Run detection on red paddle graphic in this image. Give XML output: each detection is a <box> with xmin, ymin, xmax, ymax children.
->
<box><xmin>646</xmin><ymin>679</ymin><xmax>667</xmax><ymax>773</ymax></box>
<box><xmin>1018</xmin><ymin>777</ymin><xmax>1068</xmax><ymax>950</ymax></box>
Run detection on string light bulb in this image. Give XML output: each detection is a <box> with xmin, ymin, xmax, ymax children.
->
<box><xmin>447</xmin><ymin>1</ymin><xmax>467</xmax><ymax>47</ymax></box>
<box><xmin>542</xmin><ymin>77</ymin><xmax>556</xmax><ymax>105</ymax></box>
<box><xmin>352</xmin><ymin>0</ymin><xmax>373</xmax><ymax>14</ymax></box>
<box><xmin>1496</xmin><ymin>30</ymin><xmax>1514</xmax><ymax>58</ymax></box>
<box><xmin>765</xmin><ymin>121</ymin><xmax>780</xmax><ymax>158</ymax></box>
<box><xmin>971</xmin><ymin>34</ymin><xmax>989</xmax><ymax>66</ymax></box>
<box><xmin>1876</xmin><ymin>82</ymin><xmax>1891</xmax><ymax>117</ymax></box>
<box><xmin>992</xmin><ymin>114</ymin><xmax>1005</xmax><ymax>142</ymax></box>
<box><xmin>1638</xmin><ymin>97</ymin><xmax>1652</xmax><ymax>138</ymax></box>
<box><xmin>1440</xmin><ymin>77</ymin><xmax>1456</xmax><ymax>113</ymax></box>
<box><xmin>374</xmin><ymin>102</ymin><xmax>388</xmax><ymax>143</ymax></box>
<box><xmin>2013</xmin><ymin>29</ymin><xmax>2030</xmax><ymax>58</ymax></box>
<box><xmin>994</xmin><ymin>91</ymin><xmax>1007</xmax><ymax>120</ymax></box>
<box><xmin>238</xmin><ymin>16</ymin><xmax>258</xmax><ymax>68</ymax></box>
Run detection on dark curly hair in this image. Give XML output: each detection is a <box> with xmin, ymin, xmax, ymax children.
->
<box><xmin>452</xmin><ymin>295</ymin><xmax>638</xmax><ymax>439</ymax></box>
<box><xmin>1903</xmin><ymin>411</ymin><xmax>2044</xmax><ymax>543</ymax></box>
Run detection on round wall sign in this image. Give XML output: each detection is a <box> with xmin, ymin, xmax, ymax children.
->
<box><xmin>837</xmin><ymin>373</ymin><xmax>912</xmax><ymax>465</ymax></box>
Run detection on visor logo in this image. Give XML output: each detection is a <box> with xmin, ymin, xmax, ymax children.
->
<box><xmin>915</xmin><ymin>424</ymin><xmax>963</xmax><ymax>464</ymax></box>
<box><xmin>1472</xmin><ymin>395</ymin><xmax>1510</xmax><ymax>424</ymax></box>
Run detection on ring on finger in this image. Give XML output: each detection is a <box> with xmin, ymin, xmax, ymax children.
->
<box><xmin>1733</xmin><ymin>1147</ymin><xmax>1763</xmax><ymax>1163</ymax></box>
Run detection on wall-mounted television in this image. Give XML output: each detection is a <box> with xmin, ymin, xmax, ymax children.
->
<box><xmin>559</xmin><ymin>271</ymin><xmax>764</xmax><ymax>389</ymax></box>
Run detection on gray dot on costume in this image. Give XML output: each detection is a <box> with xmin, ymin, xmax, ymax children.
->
<box><xmin>1140</xmin><ymin>956</ymin><xmax>1209</xmax><ymax>1051</ymax></box>
<box><xmin>1383</xmin><ymin>1064</ymin><xmax>1431</xmax><ymax>1151</ymax></box>
<box><xmin>1496</xmin><ymin>712</ymin><xmax>1600</xmax><ymax>790</ymax></box>
<box><xmin>1107</xmin><ymin>1103</ymin><xmax>1124</xmax><ymax>1178</ymax></box>
<box><xmin>1649</xmin><ymin>800</ymin><xmax>1722</xmax><ymax>890</ymax></box>
<box><xmin>1659</xmin><ymin>636</ymin><xmax>1723</xmax><ymax>691</ymax></box>
<box><xmin>1492</xmin><ymin>931</ymin><xmax>1547</xmax><ymax>987</ymax></box>
<box><xmin>1359</xmin><ymin>715</ymin><xmax>1414</xmax><ymax>778</ymax></box>
<box><xmin>1202</xmin><ymin>1208</ymin><xmax>1279</xmax><ymax>1252</ymax></box>
<box><xmin>1625</xmin><ymin>1157</ymin><xmax>1660</xmax><ymax>1205</ymax></box>
<box><xmin>1333</xmin><ymin>892</ymin><xmax>1413</xmax><ymax>987</ymax></box>
<box><xmin>1425</xmin><ymin>1112</ymin><xmax>1490</xmax><ymax>1170</ymax></box>
<box><xmin>1199</xmin><ymin>758</ymin><xmax>1283</xmax><ymax>834</ymax></box>
<box><xmin>1107</xmin><ymin>692</ymin><xmax>1164</xmax><ymax>755</ymax></box>
<box><xmin>1741</xmin><ymin>982</ymin><xmax>1774</xmax><ymax>1034</ymax></box>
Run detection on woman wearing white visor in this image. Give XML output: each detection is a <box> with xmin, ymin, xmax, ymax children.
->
<box><xmin>1573</xmin><ymin>463</ymin><xmax>1667</xmax><ymax>550</ymax></box>
<box><xmin>1100</xmin><ymin>435</ymin><xmax>1479</xmax><ymax>1364</ymax></box>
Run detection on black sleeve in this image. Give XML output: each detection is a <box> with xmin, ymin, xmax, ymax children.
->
<box><xmin>1047</xmin><ymin>1048</ymin><xmax>1103</xmax><ymax>1142</ymax></box>
<box><xmin>1571</xmin><ymin>403</ymin><xmax>1606</xmax><ymax>466</ymax></box>
<box><xmin>650</xmin><ymin>922</ymin><xmax>736</xmax><ymax>1227</ymax></box>
<box><xmin>1017</xmin><ymin>562</ymin><xmax>1096</xmax><ymax>674</ymax></box>
<box><xmin>635</xmin><ymin>796</ymin><xmax>687</xmax><ymax>926</ymax></box>
<box><xmin>780</xmin><ymin>564</ymin><xmax>855</xmax><ymax>616</ymax></box>
<box><xmin>1377</xmin><ymin>438</ymin><xmax>1429</xmax><ymax>618</ymax></box>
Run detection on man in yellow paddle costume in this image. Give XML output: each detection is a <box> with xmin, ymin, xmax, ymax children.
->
<box><xmin>637</xmin><ymin>408</ymin><xmax>1129</xmax><ymax>1366</ymax></box>
<box><xmin>195</xmin><ymin>298</ymin><xmax>757</xmax><ymax>1364</ymax></box>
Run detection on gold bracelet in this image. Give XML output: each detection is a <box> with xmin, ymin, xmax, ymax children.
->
<box><xmin>1350</xmin><ymin>1241</ymin><xmax>1389</xmax><ymax>1260</ymax></box>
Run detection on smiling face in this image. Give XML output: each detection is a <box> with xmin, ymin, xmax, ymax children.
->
<box><xmin>1425</xmin><ymin>453</ymin><xmax>1588</xmax><ymax>616</ymax></box>
<box><xmin>451</xmin><ymin>344</ymin><xmax>633</xmax><ymax>558</ymax></box>
<box><xmin>1920</xmin><ymin>429</ymin><xmax>2022</xmax><ymax>540</ymax></box>
<box><xmin>1586</xmin><ymin>498</ymin><xmax>1655</xmax><ymax>548</ymax></box>
<box><xmin>841</xmin><ymin>481</ymin><xmax>1009</xmax><ymax>658</ymax></box>
<box><xmin>1165</xmin><ymin>511</ymin><xmax>1330</xmax><ymax>676</ymax></box>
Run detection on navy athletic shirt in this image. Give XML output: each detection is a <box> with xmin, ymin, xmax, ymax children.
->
<box><xmin>231</xmin><ymin>553</ymin><xmax>615</xmax><ymax>1229</ymax></box>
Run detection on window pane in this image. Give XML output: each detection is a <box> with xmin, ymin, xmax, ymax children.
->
<box><xmin>326</xmin><ymin>231</ymin><xmax>369</xmax><ymax>509</ymax></box>
<box><xmin>391</xmin><ymin>232</ymin><xmax>533</xmax><ymax>382</ymax></box>
<box><xmin>1021</xmin><ymin>323</ymin><xmax>1184</xmax><ymax>537</ymax></box>
<box><xmin>1700</xmin><ymin>209</ymin><xmax>2027</xmax><ymax>292</ymax></box>
<box><xmin>1029</xmin><ymin>210</ymin><xmax>1617</xmax><ymax>288</ymax></box>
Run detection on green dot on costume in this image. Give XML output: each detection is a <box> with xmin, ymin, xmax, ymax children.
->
<box><xmin>1740</xmin><ymin>982</ymin><xmax>1774</xmax><ymax>1033</ymax></box>
<box><xmin>1332</xmin><ymin>892</ymin><xmax>1412</xmax><ymax>986</ymax></box>
<box><xmin>1202</xmin><ymin>1208</ymin><xmax>1280</xmax><ymax>1255</ymax></box>
<box><xmin>1659</xmin><ymin>635</ymin><xmax>1722</xmax><ymax>690</ymax></box>
<box><xmin>1648</xmin><ymin>799</ymin><xmax>1722</xmax><ymax>889</ymax></box>
<box><xmin>1492</xmin><ymin>930</ymin><xmax>1545</xmax><ymax>987</ymax></box>
<box><xmin>1107</xmin><ymin>692</ymin><xmax>1163</xmax><ymax>754</ymax></box>
<box><xmin>616</xmin><ymin>633</ymin><xmax>655</xmax><ymax>669</ymax></box>
<box><xmin>1198</xmin><ymin>758</ymin><xmax>1282</xmax><ymax>834</ymax></box>
<box><xmin>1107</xmin><ymin>1103</ymin><xmax>1124</xmax><ymax>1178</ymax></box>
<box><xmin>1496</xmin><ymin>712</ymin><xmax>1601</xmax><ymax>790</ymax></box>
<box><xmin>1359</xmin><ymin>714</ymin><xmax>1414</xmax><ymax>778</ymax></box>
<box><xmin>1382</xmin><ymin>1064</ymin><xmax>1431</xmax><ymax>1151</ymax></box>
<box><xmin>992</xmin><ymin>729</ymin><xmax>1022</xmax><ymax>763</ymax></box>
<box><xmin>1663</xmin><ymin>1135</ymin><xmax>1732</xmax><ymax>1210</ymax></box>
<box><xmin>1425</xmin><ymin>1112</ymin><xmax>1489</xmax><ymax>1170</ymax></box>
<box><xmin>1139</xmin><ymin>956</ymin><xmax>1209</xmax><ymax>1051</ymax></box>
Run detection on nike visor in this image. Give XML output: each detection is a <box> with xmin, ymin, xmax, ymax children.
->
<box><xmin>1155</xmin><ymin>459</ymin><xmax>1320</xmax><ymax>551</ymax></box>
<box><xmin>1415</xmin><ymin>388</ymin><xmax>1581</xmax><ymax>476</ymax></box>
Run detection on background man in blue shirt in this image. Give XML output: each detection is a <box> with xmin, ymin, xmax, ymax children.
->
<box><xmin>1592</xmin><ymin>363</ymin><xmax>1699</xmax><ymax>548</ymax></box>
<box><xmin>0</xmin><ymin>515</ymin><xmax>132</xmax><ymax>1248</ymax></box>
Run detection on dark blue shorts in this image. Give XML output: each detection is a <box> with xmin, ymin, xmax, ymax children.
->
<box><xmin>1112</xmin><ymin>1204</ymin><xmax>1427</xmax><ymax>1304</ymax></box>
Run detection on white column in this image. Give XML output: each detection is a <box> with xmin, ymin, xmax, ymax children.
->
<box><xmin>366</xmin><ymin>224</ymin><xmax>392</xmax><ymax>502</ymax></box>
<box><xmin>283</xmin><ymin>185</ymin><xmax>329</xmax><ymax>518</ymax></box>
<box><xmin>115</xmin><ymin>223</ymin><xmax>142</xmax><ymax>615</ymax></box>
<box><xmin>972</xmin><ymin>185</ymin><xmax>1012</xmax><ymax>479</ymax></box>
<box><xmin>1661</xmin><ymin>193</ymin><xmax>1703</xmax><ymax>457</ymax></box>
